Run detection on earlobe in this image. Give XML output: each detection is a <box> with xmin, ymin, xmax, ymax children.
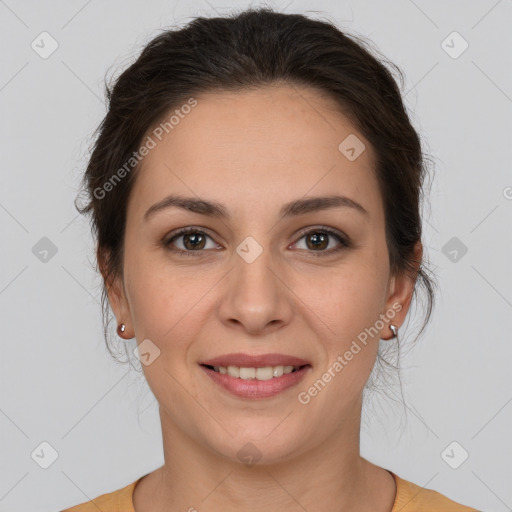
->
<box><xmin>117</xmin><ymin>323</ymin><xmax>127</xmax><ymax>338</ymax></box>
<box><xmin>380</xmin><ymin>274</ymin><xmax>413</xmax><ymax>340</ymax></box>
<box><xmin>107</xmin><ymin>277</ymin><xmax>133</xmax><ymax>338</ymax></box>
<box><xmin>98</xmin><ymin>247</ymin><xmax>133</xmax><ymax>338</ymax></box>
<box><xmin>381</xmin><ymin>241</ymin><xmax>423</xmax><ymax>340</ymax></box>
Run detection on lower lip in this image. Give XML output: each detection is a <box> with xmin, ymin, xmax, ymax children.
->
<box><xmin>200</xmin><ymin>365</ymin><xmax>311</xmax><ymax>399</ymax></box>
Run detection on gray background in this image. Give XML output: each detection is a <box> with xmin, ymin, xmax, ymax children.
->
<box><xmin>1</xmin><ymin>0</ymin><xmax>511</xmax><ymax>511</ymax></box>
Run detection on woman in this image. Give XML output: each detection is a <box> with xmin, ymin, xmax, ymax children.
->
<box><xmin>62</xmin><ymin>7</ymin><xmax>477</xmax><ymax>511</ymax></box>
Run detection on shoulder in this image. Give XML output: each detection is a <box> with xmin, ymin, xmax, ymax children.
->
<box><xmin>391</xmin><ymin>472</ymin><xmax>479</xmax><ymax>511</ymax></box>
<box><xmin>60</xmin><ymin>478</ymin><xmax>141</xmax><ymax>512</ymax></box>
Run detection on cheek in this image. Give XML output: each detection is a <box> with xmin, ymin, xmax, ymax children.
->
<box><xmin>297</xmin><ymin>260</ymin><xmax>388</xmax><ymax>345</ymax></box>
<box><xmin>124</xmin><ymin>254</ymin><xmax>217</xmax><ymax>350</ymax></box>
<box><xmin>295</xmin><ymin>265</ymin><xmax>388</xmax><ymax>416</ymax></box>
<box><xmin>124</xmin><ymin>261</ymin><xmax>207</xmax><ymax>401</ymax></box>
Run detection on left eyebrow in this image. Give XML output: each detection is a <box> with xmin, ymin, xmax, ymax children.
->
<box><xmin>279</xmin><ymin>195</ymin><xmax>369</xmax><ymax>218</ymax></box>
<box><xmin>143</xmin><ymin>194</ymin><xmax>369</xmax><ymax>222</ymax></box>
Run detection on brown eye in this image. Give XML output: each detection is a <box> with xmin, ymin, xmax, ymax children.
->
<box><xmin>164</xmin><ymin>226</ymin><xmax>350</xmax><ymax>258</ymax></box>
<box><xmin>305</xmin><ymin>232</ymin><xmax>329</xmax><ymax>250</ymax></box>
<box><xmin>165</xmin><ymin>228</ymin><xmax>218</xmax><ymax>256</ymax></box>
<box><xmin>181</xmin><ymin>232</ymin><xmax>207</xmax><ymax>250</ymax></box>
<box><xmin>294</xmin><ymin>227</ymin><xmax>350</xmax><ymax>255</ymax></box>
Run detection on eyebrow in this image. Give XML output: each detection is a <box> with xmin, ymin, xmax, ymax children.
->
<box><xmin>143</xmin><ymin>194</ymin><xmax>369</xmax><ymax>222</ymax></box>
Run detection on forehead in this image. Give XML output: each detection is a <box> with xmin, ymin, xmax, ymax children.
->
<box><xmin>129</xmin><ymin>84</ymin><xmax>382</xmax><ymax>220</ymax></box>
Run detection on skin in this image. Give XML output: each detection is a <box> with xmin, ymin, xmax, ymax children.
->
<box><xmin>102</xmin><ymin>84</ymin><xmax>422</xmax><ymax>512</ymax></box>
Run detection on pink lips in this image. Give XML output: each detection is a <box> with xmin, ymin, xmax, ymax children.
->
<box><xmin>200</xmin><ymin>365</ymin><xmax>311</xmax><ymax>399</ymax></box>
<box><xmin>199</xmin><ymin>353</ymin><xmax>312</xmax><ymax>399</ymax></box>
<box><xmin>200</xmin><ymin>353</ymin><xmax>311</xmax><ymax>368</ymax></box>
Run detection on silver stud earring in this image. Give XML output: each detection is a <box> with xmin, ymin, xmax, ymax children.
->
<box><xmin>117</xmin><ymin>323</ymin><xmax>126</xmax><ymax>337</ymax></box>
<box><xmin>389</xmin><ymin>324</ymin><xmax>398</xmax><ymax>340</ymax></box>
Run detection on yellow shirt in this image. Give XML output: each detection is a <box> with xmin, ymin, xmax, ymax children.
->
<box><xmin>61</xmin><ymin>471</ymin><xmax>478</xmax><ymax>511</ymax></box>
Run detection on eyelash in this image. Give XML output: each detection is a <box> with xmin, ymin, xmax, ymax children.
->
<box><xmin>163</xmin><ymin>226</ymin><xmax>351</xmax><ymax>258</ymax></box>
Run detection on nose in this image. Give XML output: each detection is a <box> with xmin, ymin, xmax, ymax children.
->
<box><xmin>218</xmin><ymin>244</ymin><xmax>293</xmax><ymax>336</ymax></box>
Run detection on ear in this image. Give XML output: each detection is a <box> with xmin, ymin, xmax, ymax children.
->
<box><xmin>380</xmin><ymin>241</ymin><xmax>422</xmax><ymax>340</ymax></box>
<box><xmin>97</xmin><ymin>247</ymin><xmax>133</xmax><ymax>338</ymax></box>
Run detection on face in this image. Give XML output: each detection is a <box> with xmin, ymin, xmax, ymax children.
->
<box><xmin>106</xmin><ymin>84</ymin><xmax>417</xmax><ymax>464</ymax></box>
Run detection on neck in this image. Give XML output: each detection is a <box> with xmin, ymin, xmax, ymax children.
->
<box><xmin>133</xmin><ymin>398</ymin><xmax>396</xmax><ymax>512</ymax></box>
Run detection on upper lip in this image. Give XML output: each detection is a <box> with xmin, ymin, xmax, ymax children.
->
<box><xmin>200</xmin><ymin>353</ymin><xmax>311</xmax><ymax>368</ymax></box>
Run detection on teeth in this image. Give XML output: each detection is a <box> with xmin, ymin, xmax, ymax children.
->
<box><xmin>214</xmin><ymin>365</ymin><xmax>301</xmax><ymax>380</ymax></box>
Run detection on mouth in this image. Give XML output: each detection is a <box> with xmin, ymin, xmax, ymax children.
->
<box><xmin>200</xmin><ymin>363</ymin><xmax>309</xmax><ymax>379</ymax></box>
<box><xmin>199</xmin><ymin>362</ymin><xmax>312</xmax><ymax>399</ymax></box>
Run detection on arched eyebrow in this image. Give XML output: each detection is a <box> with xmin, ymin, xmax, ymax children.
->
<box><xmin>143</xmin><ymin>194</ymin><xmax>369</xmax><ymax>222</ymax></box>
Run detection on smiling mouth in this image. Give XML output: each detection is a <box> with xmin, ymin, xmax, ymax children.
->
<box><xmin>199</xmin><ymin>362</ymin><xmax>312</xmax><ymax>399</ymax></box>
<box><xmin>201</xmin><ymin>364</ymin><xmax>310</xmax><ymax>380</ymax></box>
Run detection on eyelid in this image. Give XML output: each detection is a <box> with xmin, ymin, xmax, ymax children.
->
<box><xmin>290</xmin><ymin>225</ymin><xmax>351</xmax><ymax>255</ymax></box>
<box><xmin>292</xmin><ymin>225</ymin><xmax>349</xmax><ymax>245</ymax></box>
<box><xmin>164</xmin><ymin>225</ymin><xmax>351</xmax><ymax>256</ymax></box>
<box><xmin>164</xmin><ymin>227</ymin><xmax>220</xmax><ymax>252</ymax></box>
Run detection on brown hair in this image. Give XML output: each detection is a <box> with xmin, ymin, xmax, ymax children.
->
<box><xmin>76</xmin><ymin>7</ymin><xmax>436</xmax><ymax>398</ymax></box>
